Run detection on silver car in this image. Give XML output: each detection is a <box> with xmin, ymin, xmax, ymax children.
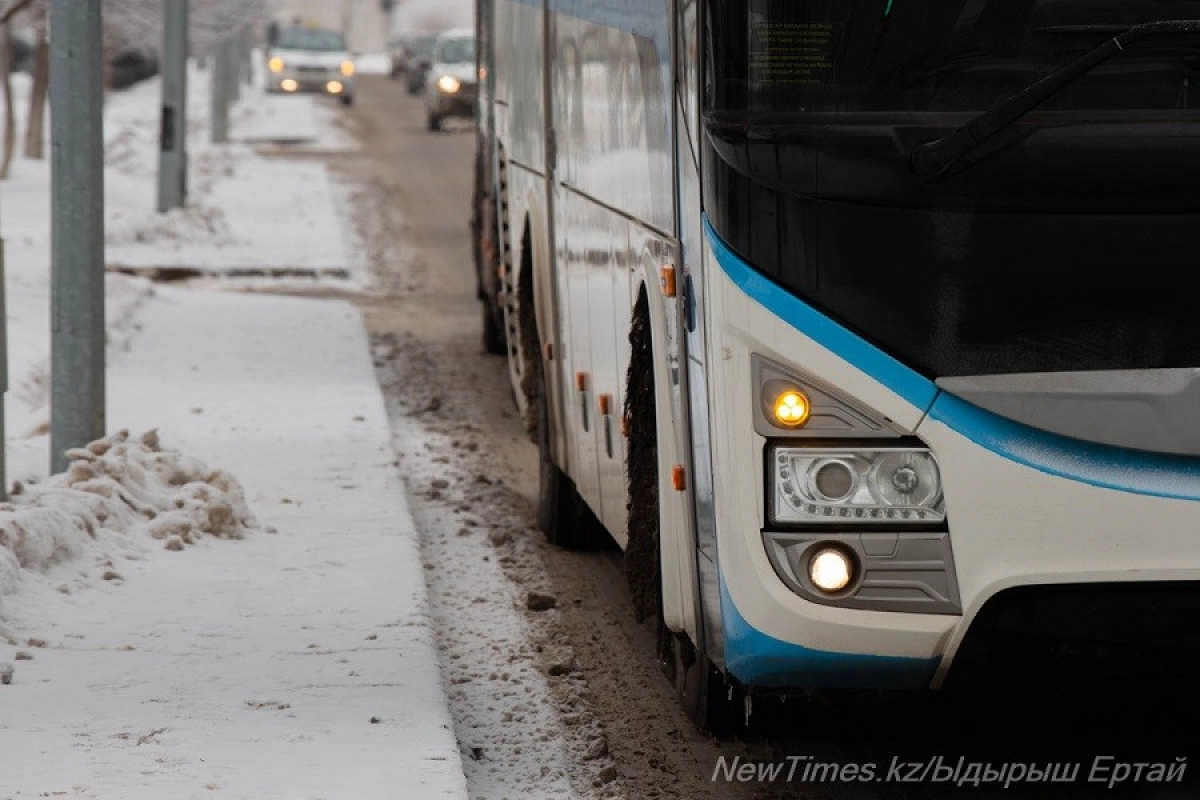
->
<box><xmin>265</xmin><ymin>25</ymin><xmax>356</xmax><ymax>106</ymax></box>
<box><xmin>423</xmin><ymin>29</ymin><xmax>477</xmax><ymax>130</ymax></box>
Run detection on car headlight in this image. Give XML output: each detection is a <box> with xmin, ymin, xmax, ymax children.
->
<box><xmin>340</xmin><ymin>60</ymin><xmax>355</xmax><ymax>77</ymax></box>
<box><xmin>771</xmin><ymin>445</ymin><xmax>945</xmax><ymax>524</ymax></box>
<box><xmin>436</xmin><ymin>75</ymin><xmax>461</xmax><ymax>94</ymax></box>
<box><xmin>268</xmin><ymin>56</ymin><xmax>284</xmax><ymax>73</ymax></box>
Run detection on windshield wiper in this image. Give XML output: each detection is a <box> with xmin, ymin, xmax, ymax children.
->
<box><xmin>910</xmin><ymin>20</ymin><xmax>1200</xmax><ymax>182</ymax></box>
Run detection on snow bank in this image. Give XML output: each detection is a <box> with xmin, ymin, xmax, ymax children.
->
<box><xmin>0</xmin><ymin>429</ymin><xmax>257</xmax><ymax>601</ymax></box>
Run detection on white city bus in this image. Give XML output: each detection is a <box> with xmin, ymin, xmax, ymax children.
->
<box><xmin>472</xmin><ymin>0</ymin><xmax>1200</xmax><ymax>729</ymax></box>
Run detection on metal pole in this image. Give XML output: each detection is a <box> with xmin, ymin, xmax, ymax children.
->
<box><xmin>240</xmin><ymin>24</ymin><xmax>253</xmax><ymax>86</ymax></box>
<box><xmin>242</xmin><ymin>23</ymin><xmax>254</xmax><ymax>85</ymax></box>
<box><xmin>156</xmin><ymin>0</ymin><xmax>188</xmax><ymax>212</ymax></box>
<box><xmin>49</xmin><ymin>0</ymin><xmax>105</xmax><ymax>475</ymax></box>
<box><xmin>228</xmin><ymin>33</ymin><xmax>240</xmax><ymax>104</ymax></box>
<box><xmin>210</xmin><ymin>37</ymin><xmax>229</xmax><ymax>143</ymax></box>
<box><xmin>0</xmin><ymin>244</ymin><xmax>8</xmax><ymax>501</ymax></box>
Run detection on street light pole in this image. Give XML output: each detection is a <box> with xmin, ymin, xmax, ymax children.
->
<box><xmin>49</xmin><ymin>0</ymin><xmax>105</xmax><ymax>474</ymax></box>
<box><xmin>157</xmin><ymin>0</ymin><xmax>189</xmax><ymax>212</ymax></box>
<box><xmin>210</xmin><ymin>36</ymin><xmax>232</xmax><ymax>144</ymax></box>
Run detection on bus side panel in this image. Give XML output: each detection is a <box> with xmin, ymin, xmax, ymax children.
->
<box><xmin>556</xmin><ymin>191</ymin><xmax>601</xmax><ymax>512</ymax></box>
<box><xmin>496</xmin><ymin>0</ymin><xmax>544</xmax><ymax>175</ymax></box>
<box><xmin>595</xmin><ymin>214</ymin><xmax>630</xmax><ymax>534</ymax></box>
<box><xmin>551</xmin><ymin>9</ymin><xmax>677</xmax><ymax>538</ymax></box>
<box><xmin>552</xmin><ymin>6</ymin><xmax>672</xmax><ymax>234</ymax></box>
<box><xmin>557</xmin><ymin>193</ymin><xmax>676</xmax><ymax>547</ymax></box>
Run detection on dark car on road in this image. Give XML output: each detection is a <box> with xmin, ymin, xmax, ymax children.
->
<box><xmin>404</xmin><ymin>33</ymin><xmax>439</xmax><ymax>95</ymax></box>
<box><xmin>387</xmin><ymin>35</ymin><xmax>409</xmax><ymax>78</ymax></box>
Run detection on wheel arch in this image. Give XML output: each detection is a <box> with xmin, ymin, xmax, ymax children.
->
<box><xmin>510</xmin><ymin>192</ymin><xmax>565</xmax><ymax>469</ymax></box>
<box><xmin>627</xmin><ymin>268</ymin><xmax>701</xmax><ymax>645</ymax></box>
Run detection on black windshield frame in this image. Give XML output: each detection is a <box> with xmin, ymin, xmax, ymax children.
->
<box><xmin>701</xmin><ymin>0</ymin><xmax>1200</xmax><ymax>379</ymax></box>
<box><xmin>705</xmin><ymin>0</ymin><xmax>1200</xmax><ymax>115</ymax></box>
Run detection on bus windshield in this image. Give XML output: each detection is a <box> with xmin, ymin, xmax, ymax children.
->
<box><xmin>702</xmin><ymin>0</ymin><xmax>1200</xmax><ymax>378</ymax></box>
<box><xmin>707</xmin><ymin>0</ymin><xmax>1200</xmax><ymax>114</ymax></box>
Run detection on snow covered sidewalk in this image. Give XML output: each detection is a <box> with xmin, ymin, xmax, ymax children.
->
<box><xmin>0</xmin><ymin>288</ymin><xmax>469</xmax><ymax>799</ymax></box>
<box><xmin>104</xmin><ymin>61</ymin><xmax>357</xmax><ymax>278</ymax></box>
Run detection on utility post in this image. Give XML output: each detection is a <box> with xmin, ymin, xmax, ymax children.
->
<box><xmin>210</xmin><ymin>36</ymin><xmax>231</xmax><ymax>144</ymax></box>
<box><xmin>49</xmin><ymin>0</ymin><xmax>105</xmax><ymax>474</ymax></box>
<box><xmin>156</xmin><ymin>0</ymin><xmax>188</xmax><ymax>212</ymax></box>
<box><xmin>0</xmin><ymin>223</ymin><xmax>7</xmax><ymax>502</ymax></box>
<box><xmin>240</xmin><ymin>23</ymin><xmax>253</xmax><ymax>86</ymax></box>
<box><xmin>228</xmin><ymin>31</ymin><xmax>241</xmax><ymax>104</ymax></box>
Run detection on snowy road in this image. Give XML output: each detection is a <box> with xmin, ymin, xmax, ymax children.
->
<box><xmin>320</xmin><ymin>75</ymin><xmax>762</xmax><ymax>800</ymax></box>
<box><xmin>257</xmin><ymin>75</ymin><xmax>1200</xmax><ymax>800</ymax></box>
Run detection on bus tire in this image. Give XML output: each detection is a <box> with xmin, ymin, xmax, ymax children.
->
<box><xmin>627</xmin><ymin>292</ymin><xmax>739</xmax><ymax>736</ymax></box>
<box><xmin>668</xmin><ymin>627</ymin><xmax>739</xmax><ymax>737</ymax></box>
<box><xmin>482</xmin><ymin>302</ymin><xmax>506</xmax><ymax>355</ymax></box>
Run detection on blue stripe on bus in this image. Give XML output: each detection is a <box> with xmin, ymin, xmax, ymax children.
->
<box><xmin>929</xmin><ymin>393</ymin><xmax>1200</xmax><ymax>501</ymax></box>
<box><xmin>702</xmin><ymin>217</ymin><xmax>939</xmax><ymax>410</ymax></box>
<box><xmin>720</xmin><ymin>580</ymin><xmax>940</xmax><ymax>690</ymax></box>
<box><xmin>704</xmin><ymin>217</ymin><xmax>1200</xmax><ymax>501</ymax></box>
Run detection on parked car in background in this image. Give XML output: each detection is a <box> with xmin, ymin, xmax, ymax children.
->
<box><xmin>387</xmin><ymin>34</ymin><xmax>410</xmax><ymax>79</ymax></box>
<box><xmin>264</xmin><ymin>24</ymin><xmax>356</xmax><ymax>106</ymax></box>
<box><xmin>404</xmin><ymin>33</ymin><xmax>439</xmax><ymax>95</ymax></box>
<box><xmin>423</xmin><ymin>28</ymin><xmax>477</xmax><ymax>131</ymax></box>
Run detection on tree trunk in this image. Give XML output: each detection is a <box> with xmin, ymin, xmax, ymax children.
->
<box><xmin>0</xmin><ymin>26</ymin><xmax>15</xmax><ymax>180</ymax></box>
<box><xmin>23</xmin><ymin>21</ymin><xmax>47</xmax><ymax>159</ymax></box>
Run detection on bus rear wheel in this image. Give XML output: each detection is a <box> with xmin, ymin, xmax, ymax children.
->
<box><xmin>482</xmin><ymin>302</ymin><xmax>506</xmax><ymax>356</ymax></box>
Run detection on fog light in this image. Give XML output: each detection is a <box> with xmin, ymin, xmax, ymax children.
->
<box><xmin>280</xmin><ymin>78</ymin><xmax>298</xmax><ymax>92</ymax></box>
<box><xmin>773</xmin><ymin>390</ymin><xmax>810</xmax><ymax>427</ymax></box>
<box><xmin>809</xmin><ymin>546</ymin><xmax>853</xmax><ymax>593</ymax></box>
<box><xmin>326</xmin><ymin>80</ymin><xmax>344</xmax><ymax>94</ymax></box>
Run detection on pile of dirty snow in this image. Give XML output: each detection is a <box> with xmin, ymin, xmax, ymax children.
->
<box><xmin>0</xmin><ymin>429</ymin><xmax>258</xmax><ymax>601</ymax></box>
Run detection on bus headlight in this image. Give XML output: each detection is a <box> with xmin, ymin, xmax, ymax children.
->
<box><xmin>771</xmin><ymin>446</ymin><xmax>945</xmax><ymax>524</ymax></box>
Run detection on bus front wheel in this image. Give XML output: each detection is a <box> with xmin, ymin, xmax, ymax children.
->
<box><xmin>627</xmin><ymin>293</ymin><xmax>739</xmax><ymax>735</ymax></box>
